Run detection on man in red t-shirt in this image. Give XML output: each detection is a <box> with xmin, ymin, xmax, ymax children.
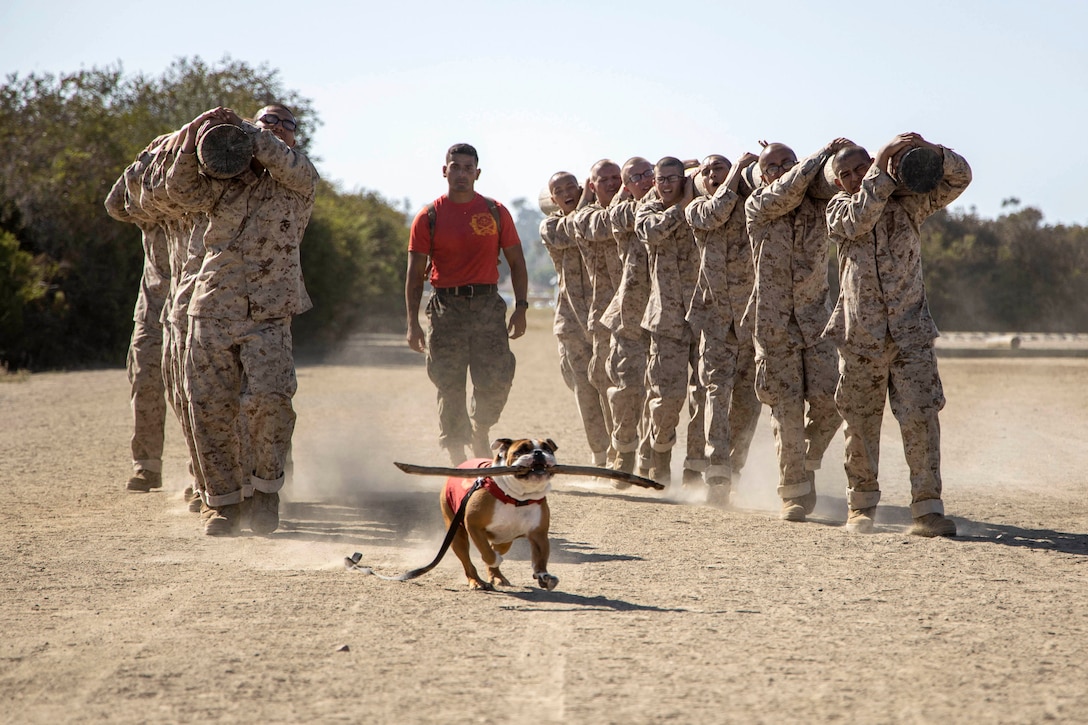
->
<box><xmin>405</xmin><ymin>143</ymin><xmax>529</xmax><ymax>464</ymax></box>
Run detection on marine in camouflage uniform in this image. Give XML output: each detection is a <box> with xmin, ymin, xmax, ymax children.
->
<box><xmin>637</xmin><ymin>157</ymin><xmax>707</xmax><ymax>485</ymax></box>
<box><xmin>167</xmin><ymin>104</ymin><xmax>318</xmax><ymax>536</ymax></box>
<box><xmin>744</xmin><ymin>139</ymin><xmax>852</xmax><ymax>521</ymax></box>
<box><xmin>139</xmin><ymin>133</ymin><xmax>213</xmax><ymax>508</ymax></box>
<box><xmin>540</xmin><ymin>172</ymin><xmax>610</xmax><ymax>463</ymax></box>
<box><xmin>599</xmin><ymin>157</ymin><xmax>656</xmax><ymax>475</ymax></box>
<box><xmin>685</xmin><ymin>152</ymin><xmax>763</xmax><ymax>505</ymax></box>
<box><xmin>824</xmin><ymin>134</ymin><xmax>972</xmax><ymax>537</ymax></box>
<box><xmin>104</xmin><ymin>149</ymin><xmax>170</xmax><ymax>493</ymax></box>
<box><xmin>569</xmin><ymin>160</ymin><xmax>625</xmax><ymax>465</ymax></box>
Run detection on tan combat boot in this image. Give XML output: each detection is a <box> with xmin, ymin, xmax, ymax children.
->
<box><xmin>126</xmin><ymin>469</ymin><xmax>162</xmax><ymax>492</ymax></box>
<box><xmin>911</xmin><ymin>513</ymin><xmax>957</xmax><ymax>537</ymax></box>
<box><xmin>846</xmin><ymin>507</ymin><xmax>876</xmax><ymax>533</ymax></box>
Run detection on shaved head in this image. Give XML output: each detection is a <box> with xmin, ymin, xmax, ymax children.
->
<box><xmin>548</xmin><ymin>171</ymin><xmax>577</xmax><ymax>192</ymax></box>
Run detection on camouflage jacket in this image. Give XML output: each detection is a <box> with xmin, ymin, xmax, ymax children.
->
<box><xmin>599</xmin><ymin>193</ymin><xmax>650</xmax><ymax>340</ymax></box>
<box><xmin>686</xmin><ymin>182</ymin><xmax>754</xmax><ymax>340</ymax></box>
<box><xmin>637</xmin><ymin>195</ymin><xmax>698</xmax><ymax>339</ymax></box>
<box><xmin>823</xmin><ymin>148</ymin><xmax>972</xmax><ymax>355</ymax></box>
<box><xmin>570</xmin><ymin>200</ymin><xmax>623</xmax><ymax>331</ymax></box>
<box><xmin>744</xmin><ymin>149</ymin><xmax>835</xmax><ymax>351</ymax></box>
<box><xmin>540</xmin><ymin>212</ymin><xmax>591</xmax><ymax>338</ymax></box>
<box><xmin>166</xmin><ymin>129</ymin><xmax>318</xmax><ymax>321</ymax></box>
<box><xmin>105</xmin><ymin>156</ymin><xmax>170</xmax><ymax>325</ymax></box>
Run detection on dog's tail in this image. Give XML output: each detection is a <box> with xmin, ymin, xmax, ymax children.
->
<box><xmin>345</xmin><ymin>479</ymin><xmax>484</xmax><ymax>581</ymax></box>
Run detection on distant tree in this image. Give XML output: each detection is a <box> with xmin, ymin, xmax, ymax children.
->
<box><xmin>298</xmin><ymin>180</ymin><xmax>408</xmax><ymax>345</ymax></box>
<box><xmin>921</xmin><ymin>206</ymin><xmax>1088</xmax><ymax>332</ymax></box>
<box><xmin>0</xmin><ymin>57</ymin><xmax>403</xmax><ymax>369</ymax></box>
<box><xmin>508</xmin><ymin>197</ymin><xmax>554</xmax><ymax>297</ymax></box>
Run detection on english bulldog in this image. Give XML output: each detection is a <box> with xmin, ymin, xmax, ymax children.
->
<box><xmin>441</xmin><ymin>438</ymin><xmax>559</xmax><ymax>591</ymax></box>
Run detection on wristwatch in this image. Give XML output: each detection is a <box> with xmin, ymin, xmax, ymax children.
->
<box><xmin>515</xmin><ymin>300</ymin><xmax>529</xmax><ymax>310</ymax></box>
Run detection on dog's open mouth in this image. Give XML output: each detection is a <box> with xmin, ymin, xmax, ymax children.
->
<box><xmin>510</xmin><ymin>448</ymin><xmax>557</xmax><ymax>479</ymax></box>
<box><xmin>514</xmin><ymin>464</ymin><xmax>554</xmax><ymax>479</ymax></box>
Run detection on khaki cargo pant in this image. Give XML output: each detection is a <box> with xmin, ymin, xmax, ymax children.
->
<box><xmin>606</xmin><ymin>329</ymin><xmax>650</xmax><ymax>457</ymax></box>
<box><xmin>128</xmin><ymin>319</ymin><xmax>167</xmax><ymax>474</ymax></box>
<box><xmin>185</xmin><ymin>317</ymin><xmax>296</xmax><ymax>506</ymax></box>
<box><xmin>557</xmin><ymin>328</ymin><xmax>610</xmax><ymax>459</ymax></box>
<box><xmin>645</xmin><ymin>327</ymin><xmax>707</xmax><ymax>471</ymax></box>
<box><xmin>754</xmin><ymin>319</ymin><xmax>841</xmax><ymax>501</ymax></box>
<box><xmin>425</xmin><ymin>292</ymin><xmax>516</xmax><ymax>451</ymax></box>
<box><xmin>835</xmin><ymin>339</ymin><xmax>946</xmax><ymax>517</ymax></box>
<box><xmin>700</xmin><ymin>325</ymin><xmax>762</xmax><ymax>483</ymax></box>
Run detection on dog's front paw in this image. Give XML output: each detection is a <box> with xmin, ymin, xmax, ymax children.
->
<box><xmin>468</xmin><ymin>577</ymin><xmax>494</xmax><ymax>591</ymax></box>
<box><xmin>535</xmin><ymin>573</ymin><xmax>559</xmax><ymax>591</ymax></box>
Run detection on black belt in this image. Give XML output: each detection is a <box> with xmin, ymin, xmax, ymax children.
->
<box><xmin>434</xmin><ymin>284</ymin><xmax>498</xmax><ymax>298</ymax></box>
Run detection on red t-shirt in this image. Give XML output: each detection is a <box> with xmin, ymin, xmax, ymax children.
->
<box><xmin>408</xmin><ymin>193</ymin><xmax>521</xmax><ymax>288</ymax></box>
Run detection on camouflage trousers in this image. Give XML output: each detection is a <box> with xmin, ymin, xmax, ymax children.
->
<box><xmin>754</xmin><ymin>320</ymin><xmax>842</xmax><ymax>500</ymax></box>
<box><xmin>588</xmin><ymin>325</ymin><xmax>616</xmax><ymax>457</ymax></box>
<box><xmin>185</xmin><ymin>317</ymin><xmax>296</xmax><ymax>506</ymax></box>
<box><xmin>557</xmin><ymin>329</ymin><xmax>610</xmax><ymax>459</ymax></box>
<box><xmin>605</xmin><ymin>330</ymin><xmax>652</xmax><ymax>466</ymax></box>
<box><xmin>127</xmin><ymin>319</ymin><xmax>167</xmax><ymax>474</ymax></box>
<box><xmin>835</xmin><ymin>340</ymin><xmax>946</xmax><ymax>517</ymax></box>
<box><xmin>425</xmin><ymin>292</ymin><xmax>515</xmax><ymax>451</ymax></box>
<box><xmin>700</xmin><ymin>326</ymin><xmax>762</xmax><ymax>483</ymax></box>
<box><xmin>645</xmin><ymin>328</ymin><xmax>707</xmax><ymax>470</ymax></box>
<box><xmin>163</xmin><ymin>317</ymin><xmax>206</xmax><ymax>493</ymax></box>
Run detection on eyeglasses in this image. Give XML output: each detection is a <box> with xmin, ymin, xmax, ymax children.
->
<box><xmin>764</xmin><ymin>159</ymin><xmax>796</xmax><ymax>176</ymax></box>
<box><xmin>655</xmin><ymin>174</ymin><xmax>684</xmax><ymax>185</ymax></box>
<box><xmin>258</xmin><ymin>114</ymin><xmax>298</xmax><ymax>132</ymax></box>
<box><xmin>627</xmin><ymin>169</ymin><xmax>654</xmax><ymax>183</ymax></box>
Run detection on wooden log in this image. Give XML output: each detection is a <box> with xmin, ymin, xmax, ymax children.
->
<box><xmin>897</xmin><ymin>146</ymin><xmax>943</xmax><ymax>193</ymax></box>
<box><xmin>196</xmin><ymin>123</ymin><xmax>254</xmax><ymax>179</ymax></box>
<box><xmin>538</xmin><ymin>187</ymin><xmax>558</xmax><ymax>216</ymax></box>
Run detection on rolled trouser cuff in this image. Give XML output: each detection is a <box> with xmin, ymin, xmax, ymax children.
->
<box><xmin>133</xmin><ymin>459</ymin><xmax>163</xmax><ymax>473</ymax></box>
<box><xmin>910</xmin><ymin>497</ymin><xmax>944</xmax><ymax>517</ymax></box>
<box><xmin>251</xmin><ymin>473</ymin><xmax>285</xmax><ymax>494</ymax></box>
<box><xmin>805</xmin><ymin>458</ymin><xmax>822</xmax><ymax>471</ymax></box>
<box><xmin>651</xmin><ymin>439</ymin><xmax>673</xmax><ymax>453</ymax></box>
<box><xmin>705</xmin><ymin>463</ymin><xmax>731</xmax><ymax>481</ymax></box>
<box><xmin>847</xmin><ymin>488</ymin><xmax>882</xmax><ymax>509</ymax></box>
<box><xmin>204</xmin><ymin>488</ymin><xmax>244</xmax><ymax>507</ymax></box>
<box><xmin>778</xmin><ymin>480</ymin><xmax>813</xmax><ymax>499</ymax></box>
<box><xmin>611</xmin><ymin>436</ymin><xmax>639</xmax><ymax>454</ymax></box>
<box><xmin>683</xmin><ymin>457</ymin><xmax>708</xmax><ymax>472</ymax></box>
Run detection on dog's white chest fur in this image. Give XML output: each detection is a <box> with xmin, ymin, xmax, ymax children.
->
<box><xmin>486</xmin><ymin>503</ymin><xmax>543</xmax><ymax>544</ymax></box>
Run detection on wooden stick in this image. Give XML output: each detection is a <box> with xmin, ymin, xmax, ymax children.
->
<box><xmin>392</xmin><ymin>461</ymin><xmax>665</xmax><ymax>491</ymax></box>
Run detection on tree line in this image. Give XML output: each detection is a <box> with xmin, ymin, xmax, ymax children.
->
<box><xmin>0</xmin><ymin>57</ymin><xmax>408</xmax><ymax>370</ymax></box>
<box><xmin>1</xmin><ymin>58</ymin><xmax>1086</xmax><ymax>371</ymax></box>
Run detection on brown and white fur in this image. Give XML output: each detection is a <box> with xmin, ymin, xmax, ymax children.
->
<box><xmin>440</xmin><ymin>438</ymin><xmax>559</xmax><ymax>591</ymax></box>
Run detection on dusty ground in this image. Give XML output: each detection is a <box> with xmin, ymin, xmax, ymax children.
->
<box><xmin>2</xmin><ymin>309</ymin><xmax>1087</xmax><ymax>724</ymax></box>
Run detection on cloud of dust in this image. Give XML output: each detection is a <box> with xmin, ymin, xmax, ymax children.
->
<box><xmin>282</xmin><ymin>408</ymin><xmax>450</xmax><ymax>571</ymax></box>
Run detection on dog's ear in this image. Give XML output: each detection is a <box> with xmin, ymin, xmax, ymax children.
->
<box><xmin>544</xmin><ymin>438</ymin><xmax>558</xmax><ymax>453</ymax></box>
<box><xmin>491</xmin><ymin>438</ymin><xmax>513</xmax><ymax>455</ymax></box>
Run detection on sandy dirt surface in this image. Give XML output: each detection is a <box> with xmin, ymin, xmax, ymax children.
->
<box><xmin>2</xmin><ymin>309</ymin><xmax>1087</xmax><ymax>724</ymax></box>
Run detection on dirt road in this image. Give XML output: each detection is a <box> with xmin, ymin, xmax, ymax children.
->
<box><xmin>2</xmin><ymin>310</ymin><xmax>1087</xmax><ymax>724</ymax></box>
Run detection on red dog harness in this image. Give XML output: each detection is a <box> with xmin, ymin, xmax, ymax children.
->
<box><xmin>444</xmin><ymin>458</ymin><xmax>546</xmax><ymax>512</ymax></box>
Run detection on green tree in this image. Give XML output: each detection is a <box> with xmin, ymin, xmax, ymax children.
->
<box><xmin>0</xmin><ymin>57</ymin><xmax>405</xmax><ymax>369</ymax></box>
<box><xmin>508</xmin><ymin>197</ymin><xmax>554</xmax><ymax>298</ymax></box>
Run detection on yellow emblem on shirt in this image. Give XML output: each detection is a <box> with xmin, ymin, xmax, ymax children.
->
<box><xmin>470</xmin><ymin>212</ymin><xmax>498</xmax><ymax>236</ymax></box>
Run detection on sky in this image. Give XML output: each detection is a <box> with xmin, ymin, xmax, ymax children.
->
<box><xmin>2</xmin><ymin>0</ymin><xmax>1086</xmax><ymax>226</ymax></box>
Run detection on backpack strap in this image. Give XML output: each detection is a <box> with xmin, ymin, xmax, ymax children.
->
<box><xmin>483</xmin><ymin>197</ymin><xmax>502</xmax><ymax>236</ymax></box>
